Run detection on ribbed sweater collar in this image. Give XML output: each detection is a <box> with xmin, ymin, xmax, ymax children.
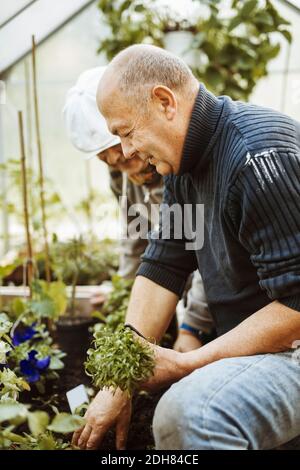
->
<box><xmin>179</xmin><ymin>83</ymin><xmax>225</xmax><ymax>175</ymax></box>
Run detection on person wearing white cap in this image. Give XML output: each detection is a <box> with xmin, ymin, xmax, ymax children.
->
<box><xmin>63</xmin><ymin>66</ymin><xmax>214</xmax><ymax>356</ymax></box>
<box><xmin>63</xmin><ymin>66</ymin><xmax>163</xmax><ymax>279</ymax></box>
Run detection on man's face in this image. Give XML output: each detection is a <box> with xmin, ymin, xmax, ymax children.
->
<box><xmin>98</xmin><ymin>82</ymin><xmax>186</xmax><ymax>176</ymax></box>
<box><xmin>97</xmin><ymin>144</ymin><xmax>157</xmax><ymax>185</ymax></box>
<box><xmin>97</xmin><ymin>144</ymin><xmax>146</xmax><ymax>175</ymax></box>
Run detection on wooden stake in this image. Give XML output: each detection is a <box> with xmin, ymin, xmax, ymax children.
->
<box><xmin>31</xmin><ymin>34</ymin><xmax>51</xmax><ymax>284</ymax></box>
<box><xmin>85</xmin><ymin>158</ymin><xmax>94</xmax><ymax>235</ymax></box>
<box><xmin>18</xmin><ymin>111</ymin><xmax>33</xmax><ymax>298</ymax></box>
<box><xmin>24</xmin><ymin>58</ymin><xmax>33</xmax><ymax>169</ymax></box>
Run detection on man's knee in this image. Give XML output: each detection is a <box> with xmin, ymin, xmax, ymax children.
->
<box><xmin>152</xmin><ymin>365</ymin><xmax>251</xmax><ymax>450</ymax></box>
<box><xmin>152</xmin><ymin>370</ymin><xmax>222</xmax><ymax>450</ymax></box>
<box><xmin>153</xmin><ymin>381</ymin><xmax>196</xmax><ymax>449</ymax></box>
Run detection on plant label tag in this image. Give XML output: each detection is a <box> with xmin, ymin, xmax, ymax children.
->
<box><xmin>66</xmin><ymin>384</ymin><xmax>89</xmax><ymax>413</ymax></box>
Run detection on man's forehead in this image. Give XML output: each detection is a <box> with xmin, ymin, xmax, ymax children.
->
<box><xmin>97</xmin><ymin>75</ymin><xmax>121</xmax><ymax>113</ymax></box>
<box><xmin>98</xmin><ymin>88</ymin><xmax>131</xmax><ymax>118</ymax></box>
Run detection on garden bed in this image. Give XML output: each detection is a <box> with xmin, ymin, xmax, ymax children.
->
<box><xmin>0</xmin><ymin>284</ymin><xmax>112</xmax><ymax>317</ymax></box>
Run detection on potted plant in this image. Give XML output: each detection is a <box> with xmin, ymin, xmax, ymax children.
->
<box><xmin>97</xmin><ymin>0</ymin><xmax>292</xmax><ymax>100</ymax></box>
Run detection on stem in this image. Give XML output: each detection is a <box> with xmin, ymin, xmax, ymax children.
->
<box><xmin>18</xmin><ymin>111</ymin><xmax>33</xmax><ymax>298</ymax></box>
<box><xmin>70</xmin><ymin>270</ymin><xmax>78</xmax><ymax>317</ymax></box>
<box><xmin>31</xmin><ymin>34</ymin><xmax>51</xmax><ymax>285</ymax></box>
<box><xmin>85</xmin><ymin>159</ymin><xmax>94</xmax><ymax>235</ymax></box>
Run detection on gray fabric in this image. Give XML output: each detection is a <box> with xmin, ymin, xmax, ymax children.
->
<box><xmin>181</xmin><ymin>270</ymin><xmax>214</xmax><ymax>333</ymax></box>
<box><xmin>109</xmin><ymin>168</ymin><xmax>162</xmax><ymax>279</ymax></box>
<box><xmin>153</xmin><ymin>349</ymin><xmax>300</xmax><ymax>449</ymax></box>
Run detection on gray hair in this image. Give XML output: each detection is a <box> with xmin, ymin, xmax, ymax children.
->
<box><xmin>109</xmin><ymin>44</ymin><xmax>196</xmax><ymax>103</ymax></box>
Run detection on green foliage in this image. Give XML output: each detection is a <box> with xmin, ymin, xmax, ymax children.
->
<box><xmin>31</xmin><ymin>279</ymin><xmax>68</xmax><ymax>320</ymax></box>
<box><xmin>0</xmin><ymin>402</ymin><xmax>28</xmax><ymax>422</ymax></box>
<box><xmin>0</xmin><ymin>261</ymin><xmax>21</xmax><ymax>285</ymax></box>
<box><xmin>0</xmin><ymin>341</ymin><xmax>12</xmax><ymax>364</ymax></box>
<box><xmin>50</xmin><ymin>236</ymin><xmax>118</xmax><ymax>286</ymax></box>
<box><xmin>0</xmin><ymin>403</ymin><xmax>85</xmax><ymax>450</ymax></box>
<box><xmin>97</xmin><ymin>0</ymin><xmax>291</xmax><ymax>100</ymax></box>
<box><xmin>0</xmin><ymin>307</ymin><xmax>65</xmax><ymax>391</ymax></box>
<box><xmin>92</xmin><ymin>275</ymin><xmax>133</xmax><ymax>332</ymax></box>
<box><xmin>49</xmin><ymin>236</ymin><xmax>118</xmax><ymax>316</ymax></box>
<box><xmin>9</xmin><ymin>322</ymin><xmax>65</xmax><ymax>375</ymax></box>
<box><xmin>47</xmin><ymin>412</ymin><xmax>84</xmax><ymax>434</ymax></box>
<box><xmin>2</xmin><ymin>280</ymin><xmax>67</xmax><ymax>322</ymax></box>
<box><xmin>0</xmin><ymin>159</ymin><xmax>63</xmax><ymax>239</ymax></box>
<box><xmin>0</xmin><ymin>312</ymin><xmax>13</xmax><ymax>339</ymax></box>
<box><xmin>0</xmin><ymin>310</ymin><xmax>75</xmax><ymax>451</ymax></box>
<box><xmin>97</xmin><ymin>0</ymin><xmax>165</xmax><ymax>58</ymax></box>
<box><xmin>0</xmin><ymin>369</ymin><xmax>30</xmax><ymax>402</ymax></box>
<box><xmin>85</xmin><ymin>325</ymin><xmax>155</xmax><ymax>395</ymax></box>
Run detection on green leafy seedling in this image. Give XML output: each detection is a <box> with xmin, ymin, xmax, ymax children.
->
<box><xmin>85</xmin><ymin>326</ymin><xmax>155</xmax><ymax>396</ymax></box>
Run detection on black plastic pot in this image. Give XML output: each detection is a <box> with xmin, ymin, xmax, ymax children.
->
<box><xmin>55</xmin><ymin>316</ymin><xmax>94</xmax><ymax>391</ymax></box>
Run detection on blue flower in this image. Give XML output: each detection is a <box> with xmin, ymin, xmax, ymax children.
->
<box><xmin>12</xmin><ymin>323</ymin><xmax>37</xmax><ymax>346</ymax></box>
<box><xmin>19</xmin><ymin>350</ymin><xmax>50</xmax><ymax>383</ymax></box>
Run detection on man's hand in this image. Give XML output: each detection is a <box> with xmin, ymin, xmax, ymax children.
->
<box><xmin>139</xmin><ymin>342</ymin><xmax>188</xmax><ymax>392</ymax></box>
<box><xmin>72</xmin><ymin>387</ymin><xmax>132</xmax><ymax>450</ymax></box>
<box><xmin>173</xmin><ymin>329</ymin><xmax>203</xmax><ymax>352</ymax></box>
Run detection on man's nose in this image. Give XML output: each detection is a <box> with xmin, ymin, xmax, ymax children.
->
<box><xmin>121</xmin><ymin>139</ymin><xmax>136</xmax><ymax>160</ymax></box>
<box><xmin>107</xmin><ymin>153</ymin><xmax>120</xmax><ymax>166</ymax></box>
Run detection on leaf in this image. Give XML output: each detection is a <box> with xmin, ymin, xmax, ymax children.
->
<box><xmin>254</xmin><ymin>11</ymin><xmax>273</xmax><ymax>26</ymax></box>
<box><xmin>228</xmin><ymin>15</ymin><xmax>242</xmax><ymax>32</ymax></box>
<box><xmin>134</xmin><ymin>3</ymin><xmax>146</xmax><ymax>13</ymax></box>
<box><xmin>91</xmin><ymin>310</ymin><xmax>107</xmax><ymax>322</ymax></box>
<box><xmin>0</xmin><ymin>403</ymin><xmax>28</xmax><ymax>423</ymax></box>
<box><xmin>28</xmin><ymin>411</ymin><xmax>50</xmax><ymax>437</ymax></box>
<box><xmin>2</xmin><ymin>430</ymin><xmax>27</xmax><ymax>444</ymax></box>
<box><xmin>35</xmin><ymin>381</ymin><xmax>46</xmax><ymax>395</ymax></box>
<box><xmin>0</xmin><ymin>264</ymin><xmax>17</xmax><ymax>281</ymax></box>
<box><xmin>37</xmin><ymin>433</ymin><xmax>57</xmax><ymax>450</ymax></box>
<box><xmin>11</xmin><ymin>298</ymin><xmax>26</xmax><ymax>317</ymax></box>
<box><xmin>20</xmin><ymin>379</ymin><xmax>31</xmax><ymax>391</ymax></box>
<box><xmin>49</xmin><ymin>356</ymin><xmax>64</xmax><ymax>370</ymax></box>
<box><xmin>47</xmin><ymin>413</ymin><xmax>85</xmax><ymax>434</ymax></box>
<box><xmin>279</xmin><ymin>29</ymin><xmax>292</xmax><ymax>43</ymax></box>
<box><xmin>239</xmin><ymin>0</ymin><xmax>257</xmax><ymax>18</ymax></box>
<box><xmin>30</xmin><ymin>298</ymin><xmax>56</xmax><ymax>319</ymax></box>
<box><xmin>235</xmin><ymin>57</ymin><xmax>254</xmax><ymax>70</ymax></box>
<box><xmin>120</xmin><ymin>0</ymin><xmax>131</xmax><ymax>13</ymax></box>
<box><xmin>205</xmin><ymin>66</ymin><xmax>223</xmax><ymax>89</ymax></box>
<box><xmin>47</xmin><ymin>281</ymin><xmax>67</xmax><ymax>317</ymax></box>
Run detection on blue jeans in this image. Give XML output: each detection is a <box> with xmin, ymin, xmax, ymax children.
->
<box><xmin>153</xmin><ymin>349</ymin><xmax>300</xmax><ymax>449</ymax></box>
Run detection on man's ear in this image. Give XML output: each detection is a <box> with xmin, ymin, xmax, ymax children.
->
<box><xmin>152</xmin><ymin>85</ymin><xmax>177</xmax><ymax>120</ymax></box>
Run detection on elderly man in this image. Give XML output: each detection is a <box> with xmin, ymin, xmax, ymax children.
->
<box><xmin>73</xmin><ymin>45</ymin><xmax>300</xmax><ymax>450</ymax></box>
<box><xmin>63</xmin><ymin>66</ymin><xmax>213</xmax><ymax>350</ymax></box>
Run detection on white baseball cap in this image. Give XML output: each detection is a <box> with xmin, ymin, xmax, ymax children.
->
<box><xmin>63</xmin><ymin>66</ymin><xmax>120</xmax><ymax>157</ymax></box>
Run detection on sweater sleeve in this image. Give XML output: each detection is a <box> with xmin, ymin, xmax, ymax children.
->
<box><xmin>136</xmin><ymin>175</ymin><xmax>198</xmax><ymax>297</ymax></box>
<box><xmin>226</xmin><ymin>149</ymin><xmax>300</xmax><ymax>311</ymax></box>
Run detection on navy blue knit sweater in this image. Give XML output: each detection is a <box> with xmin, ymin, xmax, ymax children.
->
<box><xmin>137</xmin><ymin>83</ymin><xmax>300</xmax><ymax>336</ymax></box>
